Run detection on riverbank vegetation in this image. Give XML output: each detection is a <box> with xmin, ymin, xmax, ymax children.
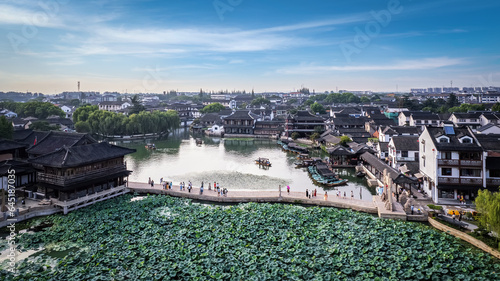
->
<box><xmin>73</xmin><ymin>105</ymin><xmax>179</xmax><ymax>136</ymax></box>
<box><xmin>1</xmin><ymin>195</ymin><xmax>498</xmax><ymax>280</ymax></box>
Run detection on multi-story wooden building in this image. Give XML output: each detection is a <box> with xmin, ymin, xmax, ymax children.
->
<box><xmin>285</xmin><ymin>111</ymin><xmax>325</xmax><ymax>137</ymax></box>
<box><xmin>223</xmin><ymin>110</ymin><xmax>259</xmax><ymax>135</ymax></box>
<box><xmin>29</xmin><ymin>142</ymin><xmax>135</xmax><ymax>213</ymax></box>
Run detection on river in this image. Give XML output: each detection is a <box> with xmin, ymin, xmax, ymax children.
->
<box><xmin>117</xmin><ymin>129</ymin><xmax>375</xmax><ymax>201</ymax></box>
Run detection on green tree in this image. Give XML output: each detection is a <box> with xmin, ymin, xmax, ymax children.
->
<box><xmin>250</xmin><ymin>97</ymin><xmax>271</xmax><ymax>107</ymax></box>
<box><xmin>291</xmin><ymin>132</ymin><xmax>300</xmax><ymax>140</ymax></box>
<box><xmin>360</xmin><ymin>97</ymin><xmax>370</xmax><ymax>103</ymax></box>
<box><xmin>129</xmin><ymin>95</ymin><xmax>145</xmax><ymax>115</ymax></box>
<box><xmin>200</xmin><ymin>103</ymin><xmax>225</xmax><ymax>114</ymax></box>
<box><xmin>0</xmin><ymin>116</ymin><xmax>13</xmax><ymax>139</ymax></box>
<box><xmin>286</xmin><ymin>98</ymin><xmax>298</xmax><ymax>105</ymax></box>
<box><xmin>475</xmin><ymin>189</ymin><xmax>500</xmax><ymax>247</ymax></box>
<box><xmin>310</xmin><ymin>102</ymin><xmax>326</xmax><ymax>114</ymax></box>
<box><xmin>29</xmin><ymin>121</ymin><xmax>59</xmax><ymax>131</ymax></box>
<box><xmin>340</xmin><ymin>136</ymin><xmax>352</xmax><ymax>146</ymax></box>
<box><xmin>73</xmin><ymin>105</ymin><xmax>99</xmax><ymax>123</ymax></box>
<box><xmin>446</xmin><ymin>93</ymin><xmax>460</xmax><ymax>109</ymax></box>
<box><xmin>310</xmin><ymin>132</ymin><xmax>321</xmax><ymax>141</ymax></box>
<box><xmin>492</xmin><ymin>103</ymin><xmax>500</xmax><ymax>112</ymax></box>
<box><xmin>75</xmin><ymin>121</ymin><xmax>91</xmax><ymax>133</ymax></box>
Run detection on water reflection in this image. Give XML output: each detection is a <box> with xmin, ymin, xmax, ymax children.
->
<box><xmin>118</xmin><ymin>129</ymin><xmax>375</xmax><ymax>201</ymax></box>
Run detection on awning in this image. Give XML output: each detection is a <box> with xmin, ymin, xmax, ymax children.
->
<box><xmin>414</xmin><ymin>173</ymin><xmax>424</xmax><ymax>179</ymax></box>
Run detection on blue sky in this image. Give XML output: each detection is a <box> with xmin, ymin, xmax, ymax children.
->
<box><xmin>0</xmin><ymin>0</ymin><xmax>499</xmax><ymax>94</ymax></box>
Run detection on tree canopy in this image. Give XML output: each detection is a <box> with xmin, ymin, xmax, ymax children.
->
<box><xmin>250</xmin><ymin>97</ymin><xmax>271</xmax><ymax>107</ymax></box>
<box><xmin>0</xmin><ymin>116</ymin><xmax>13</xmax><ymax>139</ymax></box>
<box><xmin>29</xmin><ymin>121</ymin><xmax>60</xmax><ymax>131</ymax></box>
<box><xmin>0</xmin><ymin>101</ymin><xmax>64</xmax><ymax>119</ymax></box>
<box><xmin>75</xmin><ymin>110</ymin><xmax>180</xmax><ymax>136</ymax></box>
<box><xmin>448</xmin><ymin>103</ymin><xmax>485</xmax><ymax>113</ymax></box>
<box><xmin>310</xmin><ymin>102</ymin><xmax>326</xmax><ymax>114</ymax></box>
<box><xmin>475</xmin><ymin>189</ymin><xmax>500</xmax><ymax>246</ymax></box>
<box><xmin>200</xmin><ymin>103</ymin><xmax>225</xmax><ymax>114</ymax></box>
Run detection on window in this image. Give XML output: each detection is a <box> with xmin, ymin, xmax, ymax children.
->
<box><xmin>401</xmin><ymin>151</ymin><xmax>408</xmax><ymax>157</ymax></box>
<box><xmin>460</xmin><ymin>152</ymin><xmax>481</xmax><ymax>160</ymax></box>
<box><xmin>459</xmin><ymin>119</ymin><xmax>466</xmax><ymax>122</ymax></box>
<box><xmin>491</xmin><ymin>169</ymin><xmax>500</xmax><ymax>177</ymax></box>
<box><xmin>460</xmin><ymin>169</ymin><xmax>481</xmax><ymax>177</ymax></box>
<box><xmin>461</xmin><ymin>137</ymin><xmax>472</xmax><ymax>144</ymax></box>
<box><xmin>442</xmin><ymin>168</ymin><xmax>452</xmax><ymax>176</ymax></box>
<box><xmin>442</xmin><ymin>152</ymin><xmax>452</xmax><ymax>160</ymax></box>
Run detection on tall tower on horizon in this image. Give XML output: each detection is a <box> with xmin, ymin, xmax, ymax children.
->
<box><xmin>78</xmin><ymin>81</ymin><xmax>80</xmax><ymax>92</ymax></box>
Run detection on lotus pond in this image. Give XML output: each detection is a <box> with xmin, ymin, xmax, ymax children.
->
<box><xmin>1</xmin><ymin>195</ymin><xmax>499</xmax><ymax>280</ymax></box>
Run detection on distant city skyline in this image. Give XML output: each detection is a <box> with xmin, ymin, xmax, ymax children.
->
<box><xmin>1</xmin><ymin>0</ymin><xmax>499</xmax><ymax>94</ymax></box>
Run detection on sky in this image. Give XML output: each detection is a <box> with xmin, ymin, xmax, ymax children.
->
<box><xmin>0</xmin><ymin>0</ymin><xmax>499</xmax><ymax>94</ymax></box>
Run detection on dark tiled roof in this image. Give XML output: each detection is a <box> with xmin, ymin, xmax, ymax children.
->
<box><xmin>223</xmin><ymin>110</ymin><xmax>256</xmax><ymax>121</ymax></box>
<box><xmin>294</xmin><ymin>111</ymin><xmax>325</xmax><ymax>121</ymax></box>
<box><xmin>477</xmin><ymin>123</ymin><xmax>499</xmax><ymax>132</ymax></box>
<box><xmin>0</xmin><ymin>139</ymin><xmax>28</xmax><ymax>152</ymax></box>
<box><xmin>411</xmin><ymin>113</ymin><xmax>440</xmax><ymax>120</ymax></box>
<box><xmin>452</xmin><ymin>112</ymin><xmax>482</xmax><ymax>119</ymax></box>
<box><xmin>378</xmin><ymin>142</ymin><xmax>389</xmax><ymax>152</ymax></box>
<box><xmin>29</xmin><ymin>142</ymin><xmax>136</xmax><ymax>168</ymax></box>
<box><xmin>200</xmin><ymin>113</ymin><xmax>221</xmax><ymax>123</ymax></box>
<box><xmin>370</xmin><ymin>119</ymin><xmax>396</xmax><ymax>126</ymax></box>
<box><xmin>13</xmin><ymin>129</ymin><xmax>33</xmax><ymax>141</ymax></box>
<box><xmin>391</xmin><ymin>136</ymin><xmax>419</xmax><ymax>151</ymax></box>
<box><xmin>26</xmin><ymin>131</ymin><xmax>97</xmax><ymax>155</ymax></box>
<box><xmin>360</xmin><ymin>152</ymin><xmax>399</xmax><ymax>180</ymax></box>
<box><xmin>326</xmin><ymin>145</ymin><xmax>354</xmax><ymax>155</ymax></box>
<box><xmin>474</xmin><ymin>133</ymin><xmax>500</xmax><ymax>152</ymax></box>
<box><xmin>481</xmin><ymin>112</ymin><xmax>500</xmax><ymax>121</ymax></box>
<box><xmin>382</xmin><ymin>126</ymin><xmax>420</xmax><ymax>135</ymax></box>
<box><xmin>427</xmin><ymin>127</ymin><xmax>482</xmax><ymax>152</ymax></box>
<box><xmin>0</xmin><ymin>160</ymin><xmax>35</xmax><ymax>176</ymax></box>
<box><xmin>334</xmin><ymin>117</ymin><xmax>366</xmax><ymax>126</ymax></box>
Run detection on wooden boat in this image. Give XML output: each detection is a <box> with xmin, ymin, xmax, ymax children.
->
<box><xmin>255</xmin><ymin>157</ymin><xmax>272</xmax><ymax>167</ymax></box>
<box><xmin>145</xmin><ymin>143</ymin><xmax>156</xmax><ymax>150</ymax></box>
<box><xmin>356</xmin><ymin>171</ymin><xmax>366</xmax><ymax>177</ymax></box>
<box><xmin>307</xmin><ymin>165</ymin><xmax>348</xmax><ymax>187</ymax></box>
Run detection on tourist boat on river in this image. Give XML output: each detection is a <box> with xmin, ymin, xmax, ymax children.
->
<box><xmin>255</xmin><ymin>157</ymin><xmax>272</xmax><ymax>167</ymax></box>
<box><xmin>145</xmin><ymin>143</ymin><xmax>156</xmax><ymax>150</ymax></box>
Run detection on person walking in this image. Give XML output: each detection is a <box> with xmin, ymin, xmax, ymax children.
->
<box><xmin>314</xmin><ymin>189</ymin><xmax>317</xmax><ymax>197</ymax></box>
<box><xmin>351</xmin><ymin>190</ymin><xmax>353</xmax><ymax>200</ymax></box>
<box><xmin>324</xmin><ymin>192</ymin><xmax>328</xmax><ymax>201</ymax></box>
<box><xmin>169</xmin><ymin>181</ymin><xmax>172</xmax><ymax>190</ymax></box>
<box><xmin>411</xmin><ymin>205</ymin><xmax>414</xmax><ymax>215</ymax></box>
<box><xmin>343</xmin><ymin>191</ymin><xmax>346</xmax><ymax>199</ymax></box>
<box><xmin>306</xmin><ymin>189</ymin><xmax>309</xmax><ymax>198</ymax></box>
<box><xmin>148</xmin><ymin>177</ymin><xmax>151</xmax><ymax>185</ymax></box>
<box><xmin>287</xmin><ymin>185</ymin><xmax>290</xmax><ymax>194</ymax></box>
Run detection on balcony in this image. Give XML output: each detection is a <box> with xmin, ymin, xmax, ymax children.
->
<box><xmin>438</xmin><ymin>177</ymin><xmax>483</xmax><ymax>185</ymax></box>
<box><xmin>486</xmin><ymin>178</ymin><xmax>500</xmax><ymax>187</ymax></box>
<box><xmin>438</xmin><ymin>159</ymin><xmax>459</xmax><ymax>165</ymax></box>
<box><xmin>460</xmin><ymin>160</ymin><xmax>482</xmax><ymax>167</ymax></box>
<box><xmin>396</xmin><ymin>156</ymin><xmax>416</xmax><ymax>162</ymax></box>
<box><xmin>437</xmin><ymin>159</ymin><xmax>482</xmax><ymax>166</ymax></box>
<box><xmin>38</xmin><ymin>165</ymin><xmax>128</xmax><ymax>186</ymax></box>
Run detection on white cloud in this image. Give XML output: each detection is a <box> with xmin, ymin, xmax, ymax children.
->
<box><xmin>0</xmin><ymin>4</ymin><xmax>64</xmax><ymax>28</ymax></box>
<box><xmin>276</xmin><ymin>57</ymin><xmax>466</xmax><ymax>75</ymax></box>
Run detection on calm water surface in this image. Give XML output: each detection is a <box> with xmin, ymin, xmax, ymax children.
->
<box><xmin>118</xmin><ymin>129</ymin><xmax>375</xmax><ymax>201</ymax></box>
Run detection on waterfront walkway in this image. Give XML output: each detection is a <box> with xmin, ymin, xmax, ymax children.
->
<box><xmin>128</xmin><ymin>182</ymin><xmax>379</xmax><ymax>215</ymax></box>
